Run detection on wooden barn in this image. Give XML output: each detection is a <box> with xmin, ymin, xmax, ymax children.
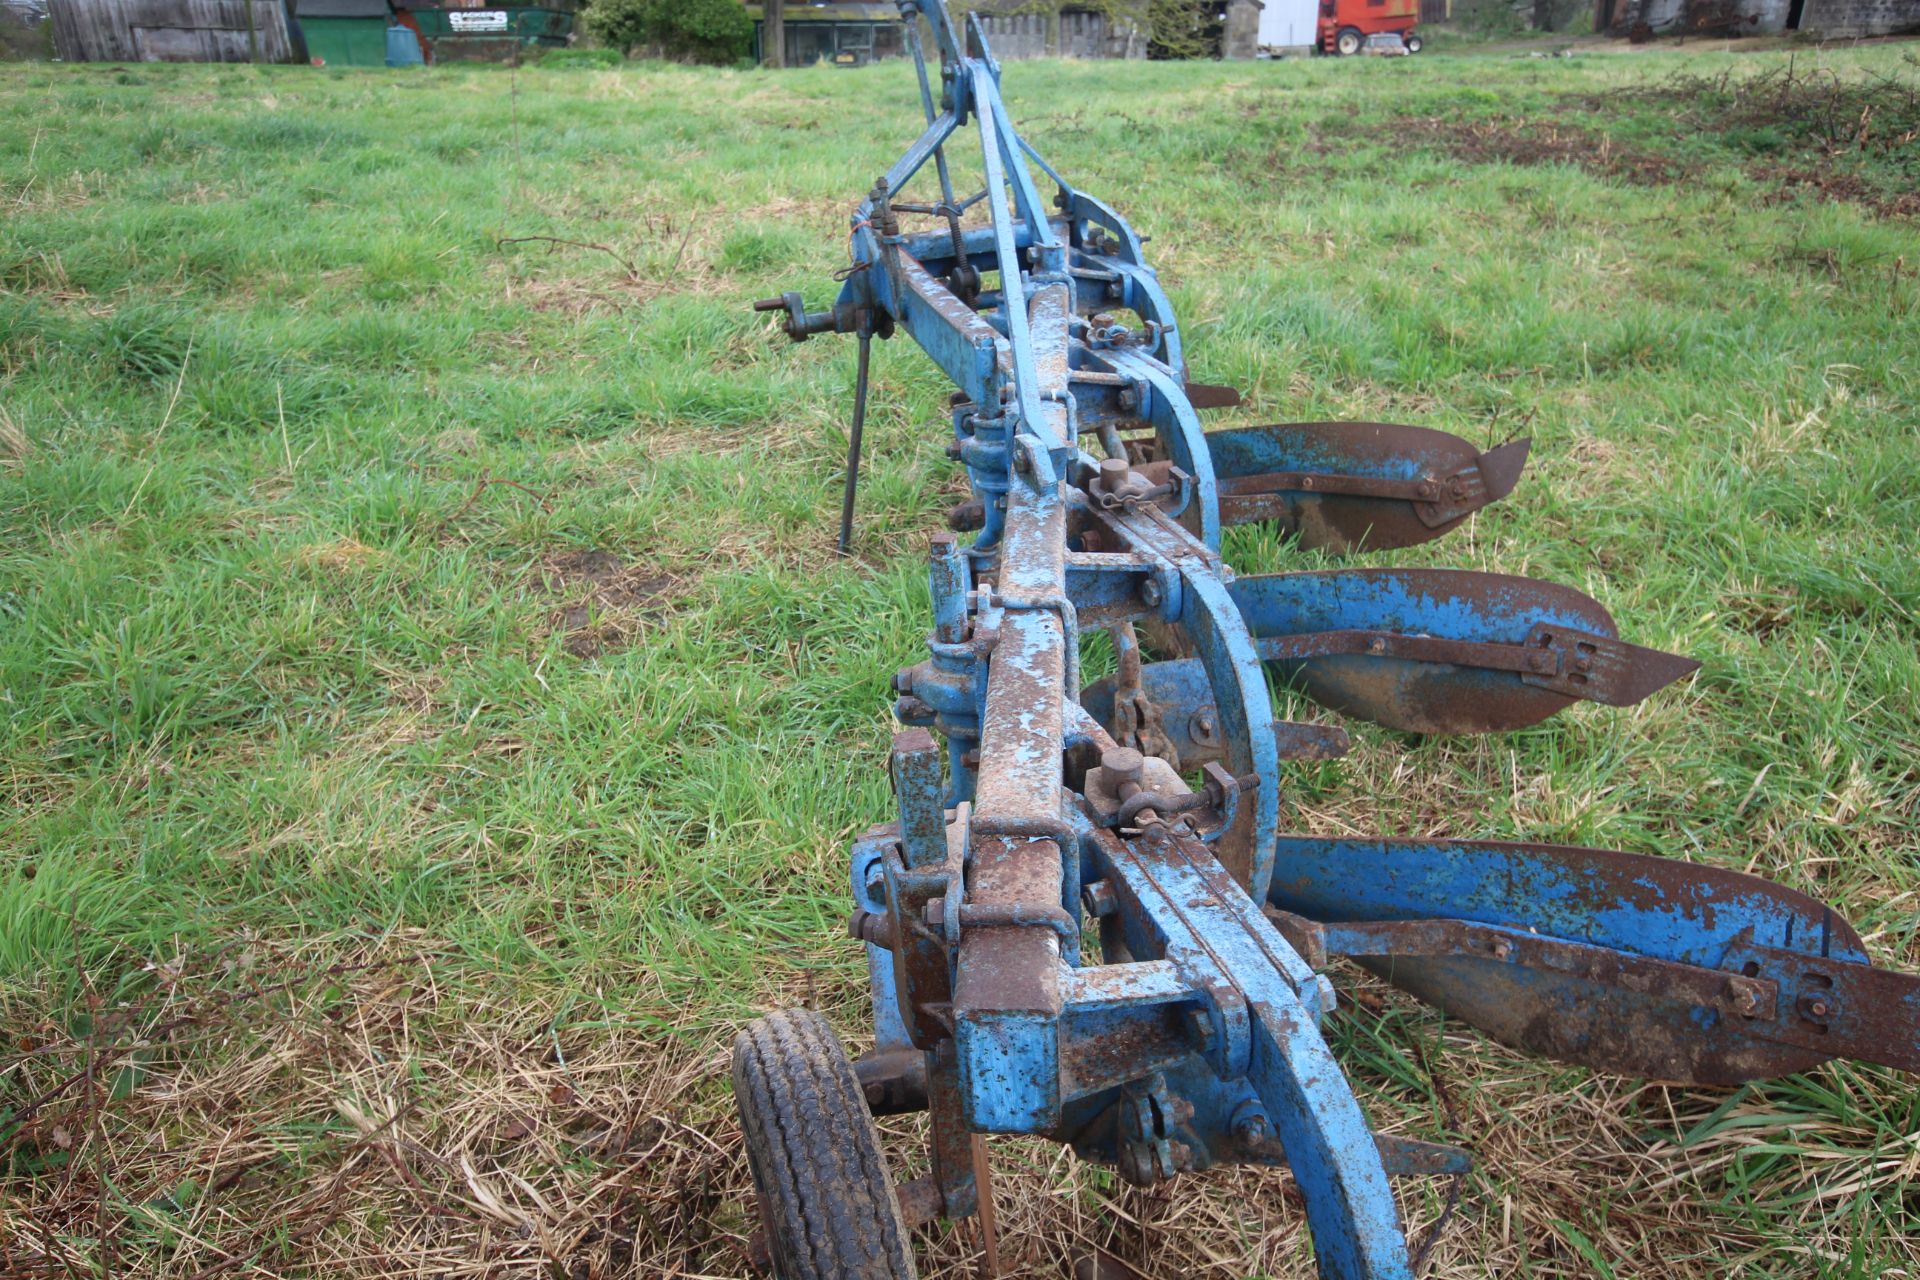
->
<box><xmin>48</xmin><ymin>0</ymin><xmax>306</xmax><ymax>60</ymax></box>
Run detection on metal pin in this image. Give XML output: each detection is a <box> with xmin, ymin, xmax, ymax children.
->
<box><xmin>837</xmin><ymin>326</ymin><xmax>874</xmax><ymax>557</ymax></box>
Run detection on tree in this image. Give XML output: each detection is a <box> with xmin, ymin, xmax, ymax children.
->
<box><xmin>587</xmin><ymin>0</ymin><xmax>752</xmax><ymax>63</ymax></box>
<box><xmin>1146</xmin><ymin>0</ymin><xmax>1223</xmax><ymax>58</ymax></box>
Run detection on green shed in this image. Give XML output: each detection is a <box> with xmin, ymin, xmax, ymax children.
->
<box><xmin>408</xmin><ymin>1</ymin><xmax>574</xmax><ymax>61</ymax></box>
<box><xmin>295</xmin><ymin>0</ymin><xmax>390</xmax><ymax>63</ymax></box>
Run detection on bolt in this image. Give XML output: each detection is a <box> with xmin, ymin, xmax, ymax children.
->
<box><xmin>1806</xmin><ymin>998</ymin><xmax>1831</xmax><ymax>1019</ymax></box>
<box><xmin>1299</xmin><ymin>475</ymin><xmax>1315</xmax><ymax>490</ymax></box>
<box><xmin>1140</xmin><ymin>578</ymin><xmax>1164</xmax><ymax>608</ymax></box>
<box><xmin>1530</xmin><ymin>652</ymin><xmax>1555</xmax><ymax>673</ymax></box>
<box><xmin>1573</xmin><ymin>656</ymin><xmax>1593</xmax><ymax>674</ymax></box>
<box><xmin>1368</xmin><ymin>636</ymin><xmax>1388</xmax><ymax>654</ymax></box>
<box><xmin>1186</xmin><ymin>1007</ymin><xmax>1215</xmax><ymax>1050</ymax></box>
<box><xmin>1098</xmin><ymin>457</ymin><xmax>1131</xmax><ymax>493</ymax></box>
<box><xmin>1082</xmin><ymin>880</ymin><xmax>1118</xmax><ymax>918</ymax></box>
<box><xmin>1490</xmin><ymin>937</ymin><xmax>1514</xmax><ymax>961</ymax></box>
<box><xmin>1102</xmin><ymin>746</ymin><xmax>1145</xmax><ymax>787</ymax></box>
<box><xmin>1233</xmin><ymin>1112</ymin><xmax>1270</xmax><ymax>1144</ymax></box>
<box><xmin>1117</xmin><ymin>386</ymin><xmax>1139</xmax><ymax>411</ymax></box>
<box><xmin>1013</xmin><ymin>448</ymin><xmax>1032</xmax><ymax>474</ymax></box>
<box><xmin>1189</xmin><ymin>709</ymin><xmax>1218</xmax><ymax>743</ymax></box>
<box><xmin>893</xmin><ymin>668</ymin><xmax>915</xmax><ymax>693</ymax></box>
<box><xmin>1416</xmin><ymin>479</ymin><xmax>1438</xmax><ymax>500</ymax></box>
<box><xmin>864</xmin><ymin>1081</ymin><xmax>887</xmax><ymax>1108</ymax></box>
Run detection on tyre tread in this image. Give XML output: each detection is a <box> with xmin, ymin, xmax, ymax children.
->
<box><xmin>732</xmin><ymin>1009</ymin><xmax>916</xmax><ymax>1280</ymax></box>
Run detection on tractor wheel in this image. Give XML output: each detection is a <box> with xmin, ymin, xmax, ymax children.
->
<box><xmin>1335</xmin><ymin>26</ymin><xmax>1363</xmax><ymax>55</ymax></box>
<box><xmin>732</xmin><ymin>1009</ymin><xmax>918</xmax><ymax>1280</ymax></box>
<box><xmin>1404</xmin><ymin>31</ymin><xmax>1424</xmax><ymax>52</ymax></box>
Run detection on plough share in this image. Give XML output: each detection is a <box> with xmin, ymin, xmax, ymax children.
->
<box><xmin>730</xmin><ymin>6</ymin><xmax>1920</xmax><ymax>1276</ymax></box>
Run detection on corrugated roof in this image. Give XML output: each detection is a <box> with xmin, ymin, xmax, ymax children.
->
<box><xmin>297</xmin><ymin>0</ymin><xmax>389</xmax><ymax>18</ymax></box>
<box><xmin>743</xmin><ymin>4</ymin><xmax>902</xmax><ymax>19</ymax></box>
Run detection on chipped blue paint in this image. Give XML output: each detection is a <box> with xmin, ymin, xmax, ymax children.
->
<box><xmin>1232</xmin><ymin>567</ymin><xmax>1614</xmax><ymax>644</ymax></box>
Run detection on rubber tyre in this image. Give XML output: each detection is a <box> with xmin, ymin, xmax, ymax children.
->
<box><xmin>1335</xmin><ymin>26</ymin><xmax>1363</xmax><ymax>54</ymax></box>
<box><xmin>732</xmin><ymin>1009</ymin><xmax>917</xmax><ymax>1280</ymax></box>
<box><xmin>1404</xmin><ymin>31</ymin><xmax>1424</xmax><ymax>52</ymax></box>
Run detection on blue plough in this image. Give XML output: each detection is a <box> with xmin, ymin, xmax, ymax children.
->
<box><xmin>730</xmin><ymin>8</ymin><xmax>1920</xmax><ymax>1276</ymax></box>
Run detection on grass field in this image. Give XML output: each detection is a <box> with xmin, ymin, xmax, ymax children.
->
<box><xmin>2</xmin><ymin>33</ymin><xmax>1918</xmax><ymax>1280</ymax></box>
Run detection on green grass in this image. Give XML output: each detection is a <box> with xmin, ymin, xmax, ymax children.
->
<box><xmin>1</xmin><ymin>41</ymin><xmax>1917</xmax><ymax>1280</ymax></box>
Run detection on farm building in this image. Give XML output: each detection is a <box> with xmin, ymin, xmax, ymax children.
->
<box><xmin>747</xmin><ymin>2</ymin><xmax>903</xmax><ymax>65</ymax></box>
<box><xmin>1257</xmin><ymin>0</ymin><xmax>1315</xmax><ymax>48</ymax></box>
<box><xmin>1597</xmin><ymin>0</ymin><xmax>1920</xmax><ymax>38</ymax></box>
<box><xmin>747</xmin><ymin>0</ymin><xmax>1265</xmax><ymax>65</ymax></box>
<box><xmin>44</xmin><ymin>0</ymin><xmax>573</xmax><ymax>60</ymax></box>
<box><xmin>48</xmin><ymin>0</ymin><xmax>305</xmax><ymax>61</ymax></box>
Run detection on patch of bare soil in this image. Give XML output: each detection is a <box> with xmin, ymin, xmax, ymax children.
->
<box><xmin>1621</xmin><ymin>60</ymin><xmax>1920</xmax><ymax>218</ymax></box>
<box><xmin>1757</xmin><ymin>165</ymin><xmax>1920</xmax><ymax>219</ymax></box>
<box><xmin>540</xmin><ymin>548</ymin><xmax>679</xmax><ymax>657</ymax></box>
<box><xmin>1392</xmin><ymin>61</ymin><xmax>1920</xmax><ymax>217</ymax></box>
<box><xmin>1398</xmin><ymin>115</ymin><xmax>1683</xmax><ymax>185</ymax></box>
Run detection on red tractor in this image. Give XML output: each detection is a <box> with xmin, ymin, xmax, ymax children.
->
<box><xmin>1317</xmin><ymin>0</ymin><xmax>1424</xmax><ymax>54</ymax></box>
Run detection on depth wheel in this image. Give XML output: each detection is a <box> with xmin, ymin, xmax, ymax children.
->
<box><xmin>732</xmin><ymin>1009</ymin><xmax>917</xmax><ymax>1280</ymax></box>
<box><xmin>1335</xmin><ymin>26</ymin><xmax>1363</xmax><ymax>54</ymax></box>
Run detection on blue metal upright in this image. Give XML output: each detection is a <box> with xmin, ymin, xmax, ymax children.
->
<box><xmin>736</xmin><ymin>7</ymin><xmax>1920</xmax><ymax>1275</ymax></box>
